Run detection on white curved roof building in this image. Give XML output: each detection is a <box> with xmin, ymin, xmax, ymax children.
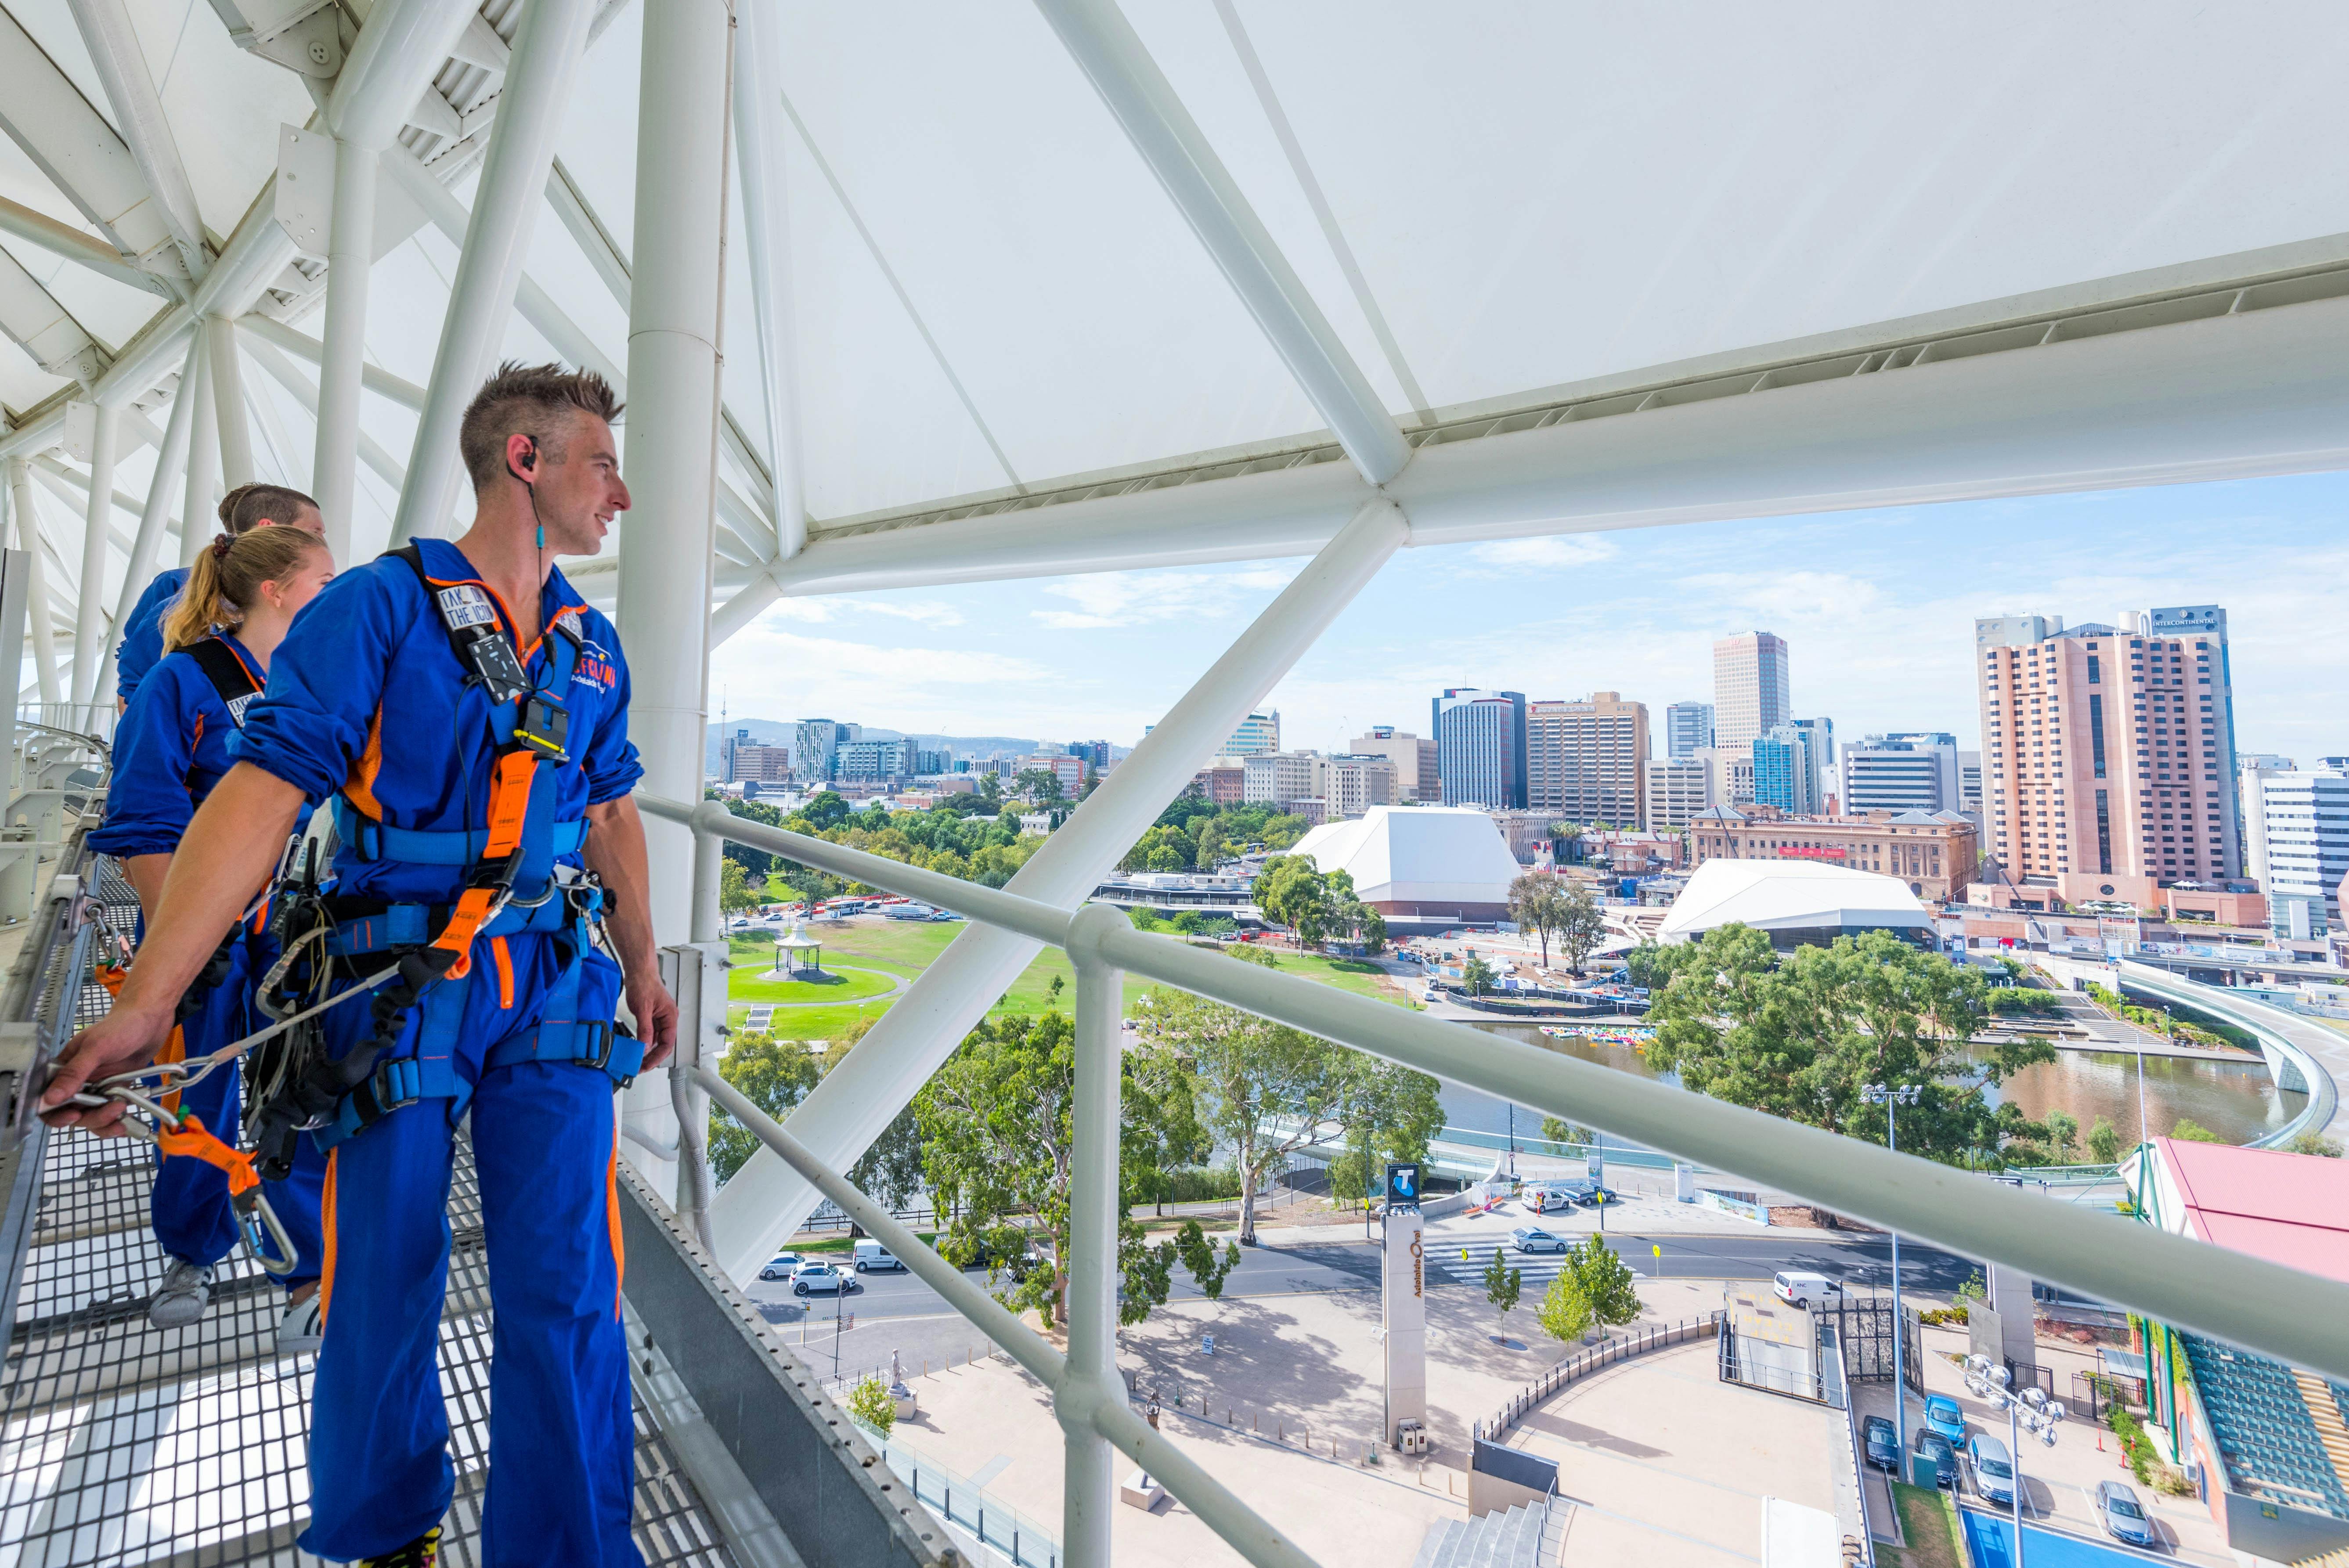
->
<box><xmin>1289</xmin><ymin>806</ymin><xmax>1524</xmax><ymax>921</ymax></box>
<box><xmin>1657</xmin><ymin>858</ymin><xmax>1934</xmax><ymax>948</ymax></box>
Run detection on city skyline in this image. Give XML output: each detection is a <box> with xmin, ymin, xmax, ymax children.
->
<box><xmin>705</xmin><ymin>472</ymin><xmax>2347</xmax><ymax>766</ymax></box>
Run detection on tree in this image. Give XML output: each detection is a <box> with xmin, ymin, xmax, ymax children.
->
<box><xmin>708</xmin><ymin>1033</ymin><xmax>822</xmax><ymax>1181</ymax></box>
<box><xmin>707</xmin><ymin>789</ymin><xmax>781</xmax><ymax>877</ymax></box>
<box><xmin>1507</xmin><ymin>872</ymin><xmax>1570</xmax><ymax>967</ymax></box>
<box><xmin>1643</xmin><ymin>926</ymin><xmax>2056</xmax><ymax>1168</ymax></box>
<box><xmin>1121</xmin><ymin>824</ymin><xmax>1194</xmax><ymax>874</ymax></box>
<box><xmin>978</xmin><ymin>771</ymin><xmax>1003</xmax><ymax>805</ymax></box>
<box><xmin>1555</xmin><ymin>883</ymin><xmax>1606</xmax><ymax>975</ymax></box>
<box><xmin>2086</xmin><ymin>1115</ymin><xmax>2125</xmax><ymax>1164</ymax></box>
<box><xmin>1328</xmin><ymin>1056</ymin><xmax>1444</xmax><ymax>1201</ymax></box>
<box><xmin>1124</xmin><ymin>1040</ymin><xmax>1209</xmax><ymax>1213</ymax></box>
<box><xmin>1566</xmin><ymin>1233</ymin><xmax>1640</xmax><ymax>1327</ymax></box>
<box><xmin>1173</xmin><ymin>1219</ymin><xmax>1240</xmax><ymax>1300</ymax></box>
<box><xmin>2168</xmin><ymin>1117</ymin><xmax>2223</xmax><ymax>1143</ymax></box>
<box><xmin>1194</xmin><ymin>818</ymin><xmax>1229</xmax><ymax>869</ymax></box>
<box><xmin>1483</xmin><ymin>1247</ymin><xmax>1522</xmax><ymax>1322</ymax></box>
<box><xmin>1012</xmin><ymin>768</ymin><xmax>1064</xmax><ymax>806</ymax></box>
<box><xmin>914</xmin><ymin>1012</ymin><xmax>1177</xmax><ymax>1328</ymax></box>
<box><xmin>2286</xmin><ymin>1131</ymin><xmax>2345</xmax><ymax>1158</ymax></box>
<box><xmin>1540</xmin><ymin>1116</ymin><xmax>1596</xmax><ymax>1148</ymax></box>
<box><xmin>719</xmin><ymin>855</ymin><xmax>765</xmax><ymax>915</ymax></box>
<box><xmin>1252</xmin><ymin>855</ymin><xmax>1333</xmax><ymax>948</ymax></box>
<box><xmin>1143</xmin><ymin>984</ymin><xmax>1355</xmax><ymax>1244</ymax></box>
<box><xmin>1535</xmin><ymin>1272</ymin><xmax>1591</xmax><ymax>1343</ymax></box>
<box><xmin>1622</xmin><ymin>940</ymin><xmax>1681</xmax><ymax>992</ymax></box>
<box><xmin>1461</xmin><ymin>954</ymin><xmax>1498</xmax><ymax>996</ymax></box>
<box><xmin>844</xmin><ymin>1374</ymin><xmax>897</xmax><ymax>1436</ymax></box>
<box><xmin>801</xmin><ymin>790</ymin><xmax>852</xmax><ymax>830</ymax></box>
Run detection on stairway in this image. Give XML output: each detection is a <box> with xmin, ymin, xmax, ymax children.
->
<box><xmin>2293</xmin><ymin>1370</ymin><xmax>2349</xmax><ymax>1499</ymax></box>
<box><xmin>1410</xmin><ymin>1501</ymin><xmax>1552</xmax><ymax>1568</ymax></box>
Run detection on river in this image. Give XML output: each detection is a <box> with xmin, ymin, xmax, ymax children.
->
<box><xmin>1436</xmin><ymin>1020</ymin><xmax>2303</xmax><ymax>1151</ymax></box>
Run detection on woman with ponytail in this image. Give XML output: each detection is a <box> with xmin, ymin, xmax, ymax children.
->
<box><xmin>91</xmin><ymin>525</ymin><xmax>335</xmax><ymax>1346</ymax></box>
<box><xmin>114</xmin><ymin>482</ymin><xmax>323</xmax><ymax>712</ymax></box>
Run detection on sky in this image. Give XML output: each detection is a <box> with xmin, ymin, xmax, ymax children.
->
<box><xmin>706</xmin><ymin>471</ymin><xmax>2349</xmax><ymax>765</ymax></box>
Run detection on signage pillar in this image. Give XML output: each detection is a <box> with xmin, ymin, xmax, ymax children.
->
<box><xmin>1382</xmin><ymin>1162</ymin><xmax>1427</xmax><ymax>1443</ymax></box>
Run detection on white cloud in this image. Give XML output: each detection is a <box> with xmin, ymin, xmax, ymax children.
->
<box><xmin>1463</xmin><ymin>536</ymin><xmax>1620</xmax><ymax>572</ymax></box>
<box><xmin>1032</xmin><ymin>565</ymin><xmax>1295</xmax><ymax>630</ymax></box>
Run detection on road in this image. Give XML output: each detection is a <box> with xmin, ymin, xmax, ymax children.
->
<box><xmin>742</xmin><ymin>1227</ymin><xmax>1980</xmax><ymax>1388</ymax></box>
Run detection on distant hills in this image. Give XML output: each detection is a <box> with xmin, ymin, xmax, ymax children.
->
<box><xmin>704</xmin><ymin>719</ymin><xmax>1055</xmax><ymax>774</ymax></box>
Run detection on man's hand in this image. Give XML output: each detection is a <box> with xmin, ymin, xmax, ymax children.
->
<box><xmin>628</xmin><ymin>975</ymin><xmax>679</xmax><ymax>1070</ymax></box>
<box><xmin>40</xmin><ymin>1001</ymin><xmax>176</xmax><ymax>1135</ymax></box>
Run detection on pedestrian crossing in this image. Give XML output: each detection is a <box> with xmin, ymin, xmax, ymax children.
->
<box><xmin>1432</xmin><ymin>1235</ymin><xmax>1588</xmax><ymax>1289</ymax></box>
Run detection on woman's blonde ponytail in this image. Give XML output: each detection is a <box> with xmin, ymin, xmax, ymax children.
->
<box><xmin>161</xmin><ymin>528</ymin><xmax>324</xmax><ymax>653</ymax></box>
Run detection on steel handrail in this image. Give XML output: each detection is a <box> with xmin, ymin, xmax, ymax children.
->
<box><xmin>642</xmin><ymin>793</ymin><xmax>2349</xmax><ymax>1384</ymax></box>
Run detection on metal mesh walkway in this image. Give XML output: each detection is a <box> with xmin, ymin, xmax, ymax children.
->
<box><xmin>0</xmin><ymin>863</ymin><xmax>743</xmax><ymax>1567</ymax></box>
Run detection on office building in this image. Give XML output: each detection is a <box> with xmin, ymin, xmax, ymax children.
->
<box><xmin>1974</xmin><ymin>609</ymin><xmax>2240</xmax><ymax>887</ymax></box>
<box><xmin>1242</xmin><ymin>750</ymin><xmax>1321</xmax><ymax>809</ymax></box>
<box><xmin>1433</xmin><ymin>688</ymin><xmax>1527</xmax><ymax>809</ymax></box>
<box><xmin>1190</xmin><ymin>763</ymin><xmax>1246</xmax><ymax>805</ymax></box>
<box><xmin>1019</xmin><ymin>753</ymin><xmax>1091</xmax><ymax>796</ymax></box>
<box><xmin>1665</xmin><ymin>701</ymin><xmax>1715</xmax><ymax>760</ymax></box>
<box><xmin>1749</xmin><ymin>717</ymin><xmax>1832</xmax><ymax>815</ymax></box>
<box><xmin>721</xmin><ymin>728</ymin><xmax>794</xmax><ymax>785</ymax></box>
<box><xmin>1323</xmin><ymin>753</ymin><xmax>1400</xmax><ymax>819</ymax></box>
<box><xmin>2150</xmin><ymin>606</ymin><xmax>2242</xmax><ymax>868</ymax></box>
<box><xmin>1713</xmin><ymin>631</ymin><xmax>1791</xmax><ymax>755</ymax></box>
<box><xmin>793</xmin><ymin>719</ymin><xmax>856</xmax><ymax>782</ymax></box>
<box><xmin>1687</xmin><ymin>805</ymin><xmax>1981</xmax><ymax>902</ymax></box>
<box><xmin>838</xmin><ymin>739</ymin><xmax>950</xmax><ymax>787</ymax></box>
<box><xmin>1526</xmin><ymin>691</ymin><xmax>1650</xmax><ymax>827</ymax></box>
<box><xmin>1068</xmin><ymin>740</ymin><xmax>1113</xmax><ymax>773</ymax></box>
<box><xmin>1644</xmin><ymin>757</ymin><xmax>1712</xmax><ymax>829</ymax></box>
<box><xmin>1843</xmin><ymin>733</ymin><xmax>1963</xmax><ymax>814</ymax></box>
<box><xmin>1694</xmin><ymin>746</ymin><xmax>1754</xmax><ymax>807</ymax></box>
<box><xmin>1225</xmin><ymin>711</ymin><xmax>1281</xmax><ymax>757</ymax></box>
<box><xmin>2244</xmin><ymin>766</ymin><xmax>2349</xmax><ymax>939</ymax></box>
<box><xmin>1350</xmin><ymin>726</ymin><xmax>1439</xmax><ymax>802</ymax></box>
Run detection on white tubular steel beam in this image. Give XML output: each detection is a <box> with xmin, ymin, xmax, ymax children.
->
<box><xmin>0</xmin><ymin>195</ymin><xmax>171</xmax><ymax>297</ymax></box>
<box><xmin>692</xmin><ymin>1063</ymin><xmax>1321</xmax><ymax>1568</ymax></box>
<box><xmin>0</xmin><ymin>7</ymin><xmax>181</xmax><ymax>275</ymax></box>
<box><xmin>389</xmin><ymin>0</ymin><xmax>595</xmax><ymax>545</ymax></box>
<box><xmin>732</xmin><ymin>1</ymin><xmax>805</xmax><ymax>565</ymax></box>
<box><xmin>69</xmin><ymin>404</ymin><xmax>116</xmax><ymax>709</ymax></box>
<box><xmin>91</xmin><ymin>337</ymin><xmax>199</xmax><ymax>700</ymax></box>
<box><xmin>0</xmin><ymin>246</ymin><xmax>108</xmax><ymax>386</ymax></box>
<box><xmin>5</xmin><ymin>460</ymin><xmax>62</xmax><ymax>706</ymax></box>
<box><xmin>664</xmin><ymin>798</ymin><xmax>2349</xmax><ymax>1389</ymax></box>
<box><xmin>1063</xmin><ymin>903</ymin><xmax>1126</xmax><ymax>1568</ymax></box>
<box><xmin>244</xmin><ymin>332</ymin><xmax>407</xmax><ymax>500</ymax></box>
<box><xmin>317</xmin><ymin>0</ymin><xmax>479</xmax><ymax>559</ymax></box>
<box><xmin>1033</xmin><ymin>0</ymin><xmax>1409</xmax><ymax>487</ymax></box>
<box><xmin>613</xmin><ymin>0</ymin><xmax>730</xmax><ymax>1189</ymax></box>
<box><xmin>240</xmin><ymin>315</ymin><xmax>427</xmax><ymax>410</ymax></box>
<box><xmin>706</xmin><ymin>497</ymin><xmax>1410</xmax><ymax>1280</ymax></box>
<box><xmin>206</xmin><ymin>316</ymin><xmax>255</xmax><ymax>488</ymax></box>
<box><xmin>767</xmin><ymin>286</ymin><xmax>2349</xmax><ymax>597</ymax></box>
<box><xmin>64</xmin><ymin>0</ymin><xmax>209</xmax><ymax>277</ymax></box>
<box><xmin>180</xmin><ymin>344</ymin><xmax>217</xmax><ymax>567</ymax></box>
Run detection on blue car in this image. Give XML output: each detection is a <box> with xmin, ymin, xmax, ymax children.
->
<box><xmin>1923</xmin><ymin>1395</ymin><xmax>1967</xmax><ymax>1445</ymax></box>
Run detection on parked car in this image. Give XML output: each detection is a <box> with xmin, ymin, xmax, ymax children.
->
<box><xmin>1772</xmin><ymin>1271</ymin><xmax>1844</xmax><ymax>1308</ymax></box>
<box><xmin>2095</xmin><ymin>1480</ymin><xmax>2158</xmax><ymax>1548</ymax></box>
<box><xmin>887</xmin><ymin>903</ymin><xmax>936</xmax><ymax>920</ymax></box>
<box><xmin>757</xmin><ymin>1252</ymin><xmax>804</xmax><ymax>1282</ymax></box>
<box><xmin>1861</xmin><ymin>1416</ymin><xmax>1899</xmax><ymax>1473</ymax></box>
<box><xmin>1914</xmin><ymin>1429</ymin><xmax>1959</xmax><ymax>1490</ymax></box>
<box><xmin>1923</xmin><ymin>1394</ymin><xmax>1967</xmax><ymax>1445</ymax></box>
<box><xmin>793</xmin><ymin>1262</ymin><xmax>861</xmax><ymax>1296</ymax></box>
<box><xmin>853</xmin><ymin>1239</ymin><xmax>907</xmax><ymax>1273</ymax></box>
<box><xmin>1525</xmin><ymin>1182</ymin><xmax>1587</xmax><ymax>1213</ymax></box>
<box><xmin>1967</xmin><ymin>1432</ymin><xmax>2015</xmax><ymax>1505</ymax></box>
<box><xmin>1510</xmin><ymin>1226</ymin><xmax>1570</xmax><ymax>1254</ymax></box>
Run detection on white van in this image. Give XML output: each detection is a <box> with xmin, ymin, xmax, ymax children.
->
<box><xmin>1771</xmin><ymin>1270</ymin><xmax>1843</xmax><ymax>1308</ymax></box>
<box><xmin>853</xmin><ymin>1239</ymin><xmax>907</xmax><ymax>1273</ymax></box>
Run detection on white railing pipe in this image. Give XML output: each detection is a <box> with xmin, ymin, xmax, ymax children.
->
<box><xmin>6</xmin><ymin>460</ymin><xmax>62</xmax><ymax>706</ymax></box>
<box><xmin>92</xmin><ymin>334</ymin><xmax>200</xmax><ymax>701</ymax></box>
<box><xmin>704</xmin><ymin>497</ymin><xmax>1408</xmax><ymax>1279</ymax></box>
<box><xmin>693</xmin><ymin>1063</ymin><xmax>1320</xmax><ymax>1568</ymax></box>
<box><xmin>650</xmin><ymin>791</ymin><xmax>2349</xmax><ymax>1388</ymax></box>
<box><xmin>389</xmin><ymin>0</ymin><xmax>595</xmax><ymax>544</ymax></box>
<box><xmin>1032</xmin><ymin>0</ymin><xmax>1409</xmax><ymax>488</ymax></box>
<box><xmin>69</xmin><ymin>403</ymin><xmax>116</xmax><ymax>710</ymax></box>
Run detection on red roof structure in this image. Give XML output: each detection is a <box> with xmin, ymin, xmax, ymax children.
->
<box><xmin>2149</xmin><ymin>1136</ymin><xmax>2349</xmax><ymax>1286</ymax></box>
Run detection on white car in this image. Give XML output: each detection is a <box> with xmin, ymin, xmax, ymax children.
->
<box><xmin>793</xmin><ymin>1262</ymin><xmax>861</xmax><ymax>1296</ymax></box>
<box><xmin>1509</xmin><ymin>1226</ymin><xmax>1570</xmax><ymax>1254</ymax></box>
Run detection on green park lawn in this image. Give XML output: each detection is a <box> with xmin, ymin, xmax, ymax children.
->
<box><xmin>725</xmin><ymin>922</ymin><xmax>1415</xmax><ymax>1042</ymax></box>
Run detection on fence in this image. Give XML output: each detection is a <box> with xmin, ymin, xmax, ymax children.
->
<box><xmin>2071</xmin><ymin>1370</ymin><xmax>2148</xmax><ymax>1422</ymax></box>
<box><xmin>1721</xmin><ymin>1325</ymin><xmax>1844</xmax><ymax>1408</ymax></box>
<box><xmin>1818</xmin><ymin>1292</ymin><xmax>1925</xmax><ymax>1395</ymax></box>
<box><xmin>857</xmin><ymin>1421</ymin><xmax>1062</xmax><ymax>1568</ymax></box>
<box><xmin>1475</xmin><ymin>1314</ymin><xmax>1724</xmax><ymax>1440</ymax></box>
<box><xmin>645</xmin><ymin>791</ymin><xmax>2349</xmax><ymax>1568</ymax></box>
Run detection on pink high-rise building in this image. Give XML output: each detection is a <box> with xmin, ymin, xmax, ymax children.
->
<box><xmin>1975</xmin><ymin>613</ymin><xmax>2237</xmax><ymax>889</ymax></box>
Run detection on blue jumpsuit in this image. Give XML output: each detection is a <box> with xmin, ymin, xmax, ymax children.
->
<box><xmin>112</xmin><ymin>565</ymin><xmax>190</xmax><ymax>710</ymax></box>
<box><xmin>233</xmin><ymin>538</ymin><xmax>644</xmax><ymax>1567</ymax></box>
<box><xmin>88</xmin><ymin>632</ymin><xmax>327</xmax><ymax>1284</ymax></box>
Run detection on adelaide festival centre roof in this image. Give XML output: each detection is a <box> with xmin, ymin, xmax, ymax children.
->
<box><xmin>1287</xmin><ymin>805</ymin><xmax>1522</xmax><ymax>908</ymax></box>
<box><xmin>1656</xmin><ymin>858</ymin><xmax>1933</xmax><ymax>945</ymax></box>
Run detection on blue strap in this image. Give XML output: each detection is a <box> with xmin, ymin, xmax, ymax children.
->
<box><xmin>326</xmin><ymin>892</ymin><xmax>581</xmax><ymax>956</ymax></box>
<box><xmin>333</xmin><ymin>797</ymin><xmax>587</xmax><ymax>865</ymax></box>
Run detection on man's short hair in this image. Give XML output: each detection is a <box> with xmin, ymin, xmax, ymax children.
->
<box><xmin>458</xmin><ymin>360</ymin><xmax>624</xmax><ymax>493</ymax></box>
<box><xmin>217</xmin><ymin>482</ymin><xmax>318</xmax><ymax>534</ymax></box>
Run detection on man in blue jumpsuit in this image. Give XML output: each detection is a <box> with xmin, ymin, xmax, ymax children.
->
<box><xmin>114</xmin><ymin>483</ymin><xmax>324</xmax><ymax>711</ymax></box>
<box><xmin>45</xmin><ymin>364</ymin><xmax>677</xmax><ymax>1568</ymax></box>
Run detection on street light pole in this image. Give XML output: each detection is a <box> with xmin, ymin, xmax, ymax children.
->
<box><xmin>1866</xmin><ymin>1083</ymin><xmax>1922</xmax><ymax>1460</ymax></box>
<box><xmin>1966</xmin><ymin>1354</ymin><xmax>2065</xmax><ymax>1568</ymax></box>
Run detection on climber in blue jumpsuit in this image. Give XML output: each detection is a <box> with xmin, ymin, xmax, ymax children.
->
<box><xmin>114</xmin><ymin>483</ymin><xmax>324</xmax><ymax>711</ymax></box>
<box><xmin>88</xmin><ymin>525</ymin><xmax>336</xmax><ymax>1341</ymax></box>
<box><xmin>47</xmin><ymin>364</ymin><xmax>672</xmax><ymax>1568</ymax></box>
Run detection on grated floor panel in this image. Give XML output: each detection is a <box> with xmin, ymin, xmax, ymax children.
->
<box><xmin>0</xmin><ymin>861</ymin><xmax>738</xmax><ymax>1567</ymax></box>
